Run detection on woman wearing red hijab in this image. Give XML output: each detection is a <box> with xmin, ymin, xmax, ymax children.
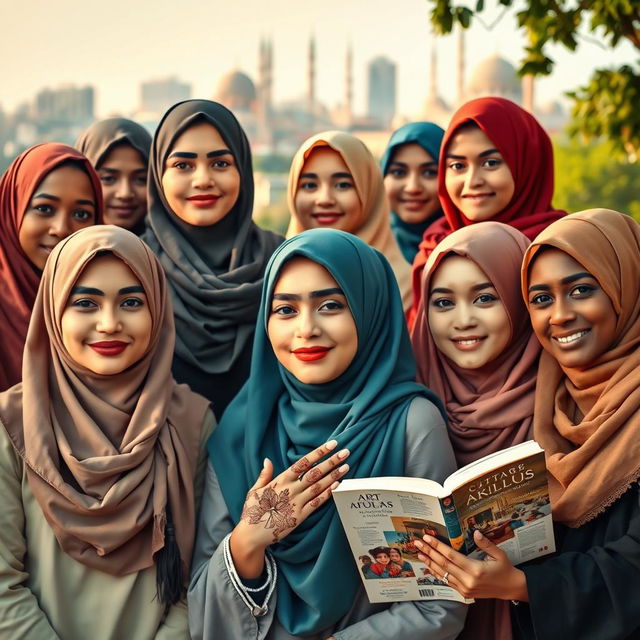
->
<box><xmin>408</xmin><ymin>97</ymin><xmax>565</xmax><ymax>328</ymax></box>
<box><xmin>0</xmin><ymin>143</ymin><xmax>103</xmax><ymax>390</ymax></box>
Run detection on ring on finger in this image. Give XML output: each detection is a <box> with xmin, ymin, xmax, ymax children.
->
<box><xmin>442</xmin><ymin>571</ymin><xmax>449</xmax><ymax>585</ymax></box>
<box><xmin>297</xmin><ymin>473</ymin><xmax>305</xmax><ymax>482</ymax></box>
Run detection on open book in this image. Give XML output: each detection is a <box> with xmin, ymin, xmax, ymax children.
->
<box><xmin>332</xmin><ymin>440</ymin><xmax>554</xmax><ymax>604</ymax></box>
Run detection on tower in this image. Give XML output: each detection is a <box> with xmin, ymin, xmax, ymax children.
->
<box><xmin>344</xmin><ymin>42</ymin><xmax>353</xmax><ymax>125</ymax></box>
<box><xmin>307</xmin><ymin>34</ymin><xmax>316</xmax><ymax>116</ymax></box>
<box><xmin>367</xmin><ymin>56</ymin><xmax>396</xmax><ymax>128</ymax></box>
<box><xmin>457</xmin><ymin>24</ymin><xmax>465</xmax><ymax>105</ymax></box>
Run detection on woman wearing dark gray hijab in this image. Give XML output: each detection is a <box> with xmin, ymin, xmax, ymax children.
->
<box><xmin>142</xmin><ymin>99</ymin><xmax>283</xmax><ymax>418</ymax></box>
<box><xmin>76</xmin><ymin>117</ymin><xmax>152</xmax><ymax>234</ymax></box>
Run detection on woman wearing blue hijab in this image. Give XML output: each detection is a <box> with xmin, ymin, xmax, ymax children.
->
<box><xmin>189</xmin><ymin>228</ymin><xmax>466</xmax><ymax>639</ymax></box>
<box><xmin>381</xmin><ymin>122</ymin><xmax>445</xmax><ymax>264</ymax></box>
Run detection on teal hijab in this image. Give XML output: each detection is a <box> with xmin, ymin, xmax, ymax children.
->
<box><xmin>381</xmin><ymin>122</ymin><xmax>445</xmax><ymax>263</ymax></box>
<box><xmin>209</xmin><ymin>228</ymin><xmax>442</xmax><ymax>635</ymax></box>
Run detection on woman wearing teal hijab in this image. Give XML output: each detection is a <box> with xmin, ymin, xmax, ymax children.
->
<box><xmin>382</xmin><ymin>122</ymin><xmax>445</xmax><ymax>263</ymax></box>
<box><xmin>189</xmin><ymin>229</ymin><xmax>466</xmax><ymax>639</ymax></box>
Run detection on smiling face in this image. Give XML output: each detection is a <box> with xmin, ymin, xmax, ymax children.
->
<box><xmin>374</xmin><ymin>552</ymin><xmax>390</xmax><ymax>565</ymax></box>
<box><xmin>389</xmin><ymin>548</ymin><xmax>402</xmax><ymax>563</ymax></box>
<box><xmin>294</xmin><ymin>147</ymin><xmax>362</xmax><ymax>232</ymax></box>
<box><xmin>444</xmin><ymin>124</ymin><xmax>515</xmax><ymax>222</ymax></box>
<box><xmin>384</xmin><ymin>143</ymin><xmax>439</xmax><ymax>224</ymax></box>
<box><xmin>18</xmin><ymin>164</ymin><xmax>97</xmax><ymax>270</ymax></box>
<box><xmin>97</xmin><ymin>143</ymin><xmax>147</xmax><ymax>230</ymax></box>
<box><xmin>427</xmin><ymin>255</ymin><xmax>511</xmax><ymax>369</ymax></box>
<box><xmin>61</xmin><ymin>254</ymin><xmax>152</xmax><ymax>375</ymax></box>
<box><xmin>526</xmin><ymin>248</ymin><xmax>617</xmax><ymax>368</ymax></box>
<box><xmin>267</xmin><ymin>257</ymin><xmax>358</xmax><ymax>385</ymax></box>
<box><xmin>161</xmin><ymin>121</ymin><xmax>240</xmax><ymax>226</ymax></box>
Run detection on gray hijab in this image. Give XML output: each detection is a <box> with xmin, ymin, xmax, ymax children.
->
<box><xmin>142</xmin><ymin>99</ymin><xmax>283</xmax><ymax>376</ymax></box>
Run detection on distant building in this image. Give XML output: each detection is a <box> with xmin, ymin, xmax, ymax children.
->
<box><xmin>140</xmin><ymin>77</ymin><xmax>191</xmax><ymax>117</ymax></box>
<box><xmin>34</xmin><ymin>85</ymin><xmax>94</xmax><ymax>125</ymax></box>
<box><xmin>367</xmin><ymin>56</ymin><xmax>396</xmax><ymax>128</ymax></box>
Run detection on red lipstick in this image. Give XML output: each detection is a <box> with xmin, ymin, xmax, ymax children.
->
<box><xmin>187</xmin><ymin>194</ymin><xmax>221</xmax><ymax>208</ymax></box>
<box><xmin>292</xmin><ymin>346</ymin><xmax>331</xmax><ymax>362</ymax></box>
<box><xmin>89</xmin><ymin>341</ymin><xmax>128</xmax><ymax>356</ymax></box>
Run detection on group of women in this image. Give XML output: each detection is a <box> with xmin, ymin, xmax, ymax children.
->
<box><xmin>0</xmin><ymin>93</ymin><xmax>638</xmax><ymax>640</ymax></box>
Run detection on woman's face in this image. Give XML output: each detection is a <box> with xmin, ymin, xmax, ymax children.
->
<box><xmin>427</xmin><ymin>255</ymin><xmax>511</xmax><ymax>369</ymax></box>
<box><xmin>161</xmin><ymin>121</ymin><xmax>240</xmax><ymax>226</ymax></box>
<box><xmin>294</xmin><ymin>147</ymin><xmax>362</xmax><ymax>233</ymax></box>
<box><xmin>444</xmin><ymin>125</ymin><xmax>515</xmax><ymax>222</ymax></box>
<box><xmin>19</xmin><ymin>165</ymin><xmax>97</xmax><ymax>270</ymax></box>
<box><xmin>389</xmin><ymin>548</ymin><xmax>402</xmax><ymax>563</ymax></box>
<box><xmin>384</xmin><ymin>142</ymin><xmax>439</xmax><ymax>224</ymax></box>
<box><xmin>374</xmin><ymin>552</ymin><xmax>390</xmax><ymax>566</ymax></box>
<box><xmin>61</xmin><ymin>254</ymin><xmax>152</xmax><ymax>375</ymax></box>
<box><xmin>98</xmin><ymin>144</ymin><xmax>147</xmax><ymax>230</ymax></box>
<box><xmin>526</xmin><ymin>248</ymin><xmax>617</xmax><ymax>368</ymax></box>
<box><xmin>267</xmin><ymin>257</ymin><xmax>358</xmax><ymax>385</ymax></box>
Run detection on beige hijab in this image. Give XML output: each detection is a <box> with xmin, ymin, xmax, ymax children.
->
<box><xmin>522</xmin><ymin>209</ymin><xmax>640</xmax><ymax>527</ymax></box>
<box><xmin>286</xmin><ymin>131</ymin><xmax>411</xmax><ymax>309</ymax></box>
<box><xmin>0</xmin><ymin>225</ymin><xmax>210</xmax><ymax>577</ymax></box>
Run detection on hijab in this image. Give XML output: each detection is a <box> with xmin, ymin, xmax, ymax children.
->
<box><xmin>409</xmin><ymin>97</ymin><xmax>565</xmax><ymax>328</ymax></box>
<box><xmin>522</xmin><ymin>209</ymin><xmax>640</xmax><ymax>527</ymax></box>
<box><xmin>209</xmin><ymin>228</ymin><xmax>442</xmax><ymax>635</ymax></box>
<box><xmin>412</xmin><ymin>222</ymin><xmax>539</xmax><ymax>466</ymax></box>
<box><xmin>0</xmin><ymin>226</ymin><xmax>210</xmax><ymax>591</ymax></box>
<box><xmin>286</xmin><ymin>131</ymin><xmax>412</xmax><ymax>309</ymax></box>
<box><xmin>141</xmin><ymin>100</ymin><xmax>283</xmax><ymax>390</ymax></box>
<box><xmin>0</xmin><ymin>143</ymin><xmax>103</xmax><ymax>392</ymax></box>
<box><xmin>380</xmin><ymin>122</ymin><xmax>445</xmax><ymax>263</ymax></box>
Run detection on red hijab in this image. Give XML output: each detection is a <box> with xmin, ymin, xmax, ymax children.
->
<box><xmin>0</xmin><ymin>143</ymin><xmax>103</xmax><ymax>391</ymax></box>
<box><xmin>408</xmin><ymin>97</ymin><xmax>565</xmax><ymax>328</ymax></box>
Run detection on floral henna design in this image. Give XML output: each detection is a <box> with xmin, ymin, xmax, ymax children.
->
<box><xmin>242</xmin><ymin>486</ymin><xmax>297</xmax><ymax>542</ymax></box>
<box><xmin>292</xmin><ymin>457</ymin><xmax>311</xmax><ymax>475</ymax></box>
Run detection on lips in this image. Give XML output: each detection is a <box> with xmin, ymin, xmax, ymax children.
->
<box><xmin>187</xmin><ymin>194</ymin><xmax>221</xmax><ymax>208</ymax></box>
<box><xmin>108</xmin><ymin>205</ymin><xmax>136</xmax><ymax>217</ymax></box>
<box><xmin>451</xmin><ymin>336</ymin><xmax>486</xmax><ymax>351</ymax></box>
<box><xmin>39</xmin><ymin>244</ymin><xmax>57</xmax><ymax>254</ymax></box>
<box><xmin>552</xmin><ymin>329</ymin><xmax>590</xmax><ymax>346</ymax></box>
<box><xmin>292</xmin><ymin>346</ymin><xmax>331</xmax><ymax>362</ymax></box>
<box><xmin>311</xmin><ymin>212</ymin><xmax>344</xmax><ymax>225</ymax></box>
<box><xmin>88</xmin><ymin>340</ymin><xmax>129</xmax><ymax>356</ymax></box>
<box><xmin>400</xmin><ymin>199</ymin><xmax>428</xmax><ymax>211</ymax></box>
<box><xmin>462</xmin><ymin>193</ymin><xmax>494</xmax><ymax>201</ymax></box>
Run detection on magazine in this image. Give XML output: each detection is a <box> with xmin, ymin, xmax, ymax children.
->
<box><xmin>332</xmin><ymin>440</ymin><xmax>554</xmax><ymax>604</ymax></box>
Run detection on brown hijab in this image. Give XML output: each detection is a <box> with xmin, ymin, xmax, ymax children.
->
<box><xmin>0</xmin><ymin>143</ymin><xmax>103</xmax><ymax>391</ymax></box>
<box><xmin>522</xmin><ymin>209</ymin><xmax>640</xmax><ymax>527</ymax></box>
<box><xmin>0</xmin><ymin>226</ymin><xmax>210</xmax><ymax>584</ymax></box>
<box><xmin>286</xmin><ymin>131</ymin><xmax>412</xmax><ymax>309</ymax></box>
<box><xmin>412</xmin><ymin>222</ymin><xmax>540</xmax><ymax>467</ymax></box>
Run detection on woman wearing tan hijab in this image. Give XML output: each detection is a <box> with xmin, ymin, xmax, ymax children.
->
<box><xmin>415</xmin><ymin>210</ymin><xmax>640</xmax><ymax>639</ymax></box>
<box><xmin>411</xmin><ymin>221</ymin><xmax>540</xmax><ymax>640</ymax></box>
<box><xmin>286</xmin><ymin>131</ymin><xmax>412</xmax><ymax>309</ymax></box>
<box><xmin>0</xmin><ymin>225</ymin><xmax>213</xmax><ymax>639</ymax></box>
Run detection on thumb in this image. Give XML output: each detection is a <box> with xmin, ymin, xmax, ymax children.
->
<box><xmin>473</xmin><ymin>530</ymin><xmax>507</xmax><ymax>562</ymax></box>
<box><xmin>250</xmin><ymin>457</ymin><xmax>274</xmax><ymax>491</ymax></box>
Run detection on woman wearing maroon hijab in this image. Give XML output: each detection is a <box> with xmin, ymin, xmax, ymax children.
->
<box><xmin>408</xmin><ymin>97</ymin><xmax>565</xmax><ymax>328</ymax></box>
<box><xmin>0</xmin><ymin>143</ymin><xmax>102</xmax><ymax>390</ymax></box>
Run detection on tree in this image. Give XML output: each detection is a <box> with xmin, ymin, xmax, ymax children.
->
<box><xmin>427</xmin><ymin>0</ymin><xmax>640</xmax><ymax>161</ymax></box>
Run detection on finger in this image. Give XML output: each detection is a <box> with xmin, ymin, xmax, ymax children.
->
<box><xmin>416</xmin><ymin>549</ymin><xmax>463</xmax><ymax>591</ymax></box>
<box><xmin>287</xmin><ymin>439</ymin><xmax>339</xmax><ymax>479</ymax></box>
<box><xmin>419</xmin><ymin>535</ymin><xmax>477</xmax><ymax>574</ymax></box>
<box><xmin>301</xmin><ymin>463</ymin><xmax>349</xmax><ymax>502</ymax></box>
<box><xmin>301</xmin><ymin>480</ymin><xmax>339</xmax><ymax>515</ymax></box>
<box><xmin>249</xmin><ymin>457</ymin><xmax>274</xmax><ymax>492</ymax></box>
<box><xmin>299</xmin><ymin>448</ymin><xmax>350</xmax><ymax>486</ymax></box>
<box><xmin>473</xmin><ymin>530</ymin><xmax>508</xmax><ymax>562</ymax></box>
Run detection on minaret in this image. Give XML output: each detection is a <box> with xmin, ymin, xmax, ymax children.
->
<box><xmin>429</xmin><ymin>32</ymin><xmax>437</xmax><ymax>100</ymax></box>
<box><xmin>344</xmin><ymin>42</ymin><xmax>353</xmax><ymax>125</ymax></box>
<box><xmin>457</xmin><ymin>25</ymin><xmax>465</xmax><ymax>105</ymax></box>
<box><xmin>307</xmin><ymin>34</ymin><xmax>316</xmax><ymax>116</ymax></box>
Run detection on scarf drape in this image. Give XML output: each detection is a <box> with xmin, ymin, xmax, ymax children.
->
<box><xmin>522</xmin><ymin>209</ymin><xmax>640</xmax><ymax>527</ymax></box>
<box><xmin>0</xmin><ymin>143</ymin><xmax>103</xmax><ymax>391</ymax></box>
<box><xmin>209</xmin><ymin>228</ymin><xmax>442</xmax><ymax>635</ymax></box>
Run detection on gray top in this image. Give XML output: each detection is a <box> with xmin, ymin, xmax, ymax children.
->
<box><xmin>188</xmin><ymin>396</ymin><xmax>467</xmax><ymax>640</ymax></box>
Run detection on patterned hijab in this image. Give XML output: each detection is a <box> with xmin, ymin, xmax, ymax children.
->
<box><xmin>209</xmin><ymin>228</ymin><xmax>441</xmax><ymax>635</ymax></box>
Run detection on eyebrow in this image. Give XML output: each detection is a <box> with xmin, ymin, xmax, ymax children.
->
<box><xmin>299</xmin><ymin>172</ymin><xmax>353</xmax><ymax>180</ymax></box>
<box><xmin>100</xmin><ymin>167</ymin><xmax>147</xmax><ymax>174</ymax></box>
<box><xmin>389</xmin><ymin>160</ymin><xmax>437</xmax><ymax>167</ymax></box>
<box><xmin>430</xmin><ymin>282</ymin><xmax>494</xmax><ymax>296</ymax></box>
<box><xmin>32</xmin><ymin>193</ymin><xmax>96</xmax><ymax>207</ymax></box>
<box><xmin>273</xmin><ymin>287</ymin><xmax>345</xmax><ymax>301</ymax></box>
<box><xmin>445</xmin><ymin>148</ymin><xmax>500</xmax><ymax>160</ymax></box>
<box><xmin>70</xmin><ymin>285</ymin><xmax>145</xmax><ymax>295</ymax></box>
<box><xmin>167</xmin><ymin>149</ymin><xmax>233</xmax><ymax>160</ymax></box>
<box><xmin>528</xmin><ymin>272</ymin><xmax>596</xmax><ymax>292</ymax></box>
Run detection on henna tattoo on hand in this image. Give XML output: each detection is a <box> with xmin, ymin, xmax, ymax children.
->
<box><xmin>292</xmin><ymin>457</ymin><xmax>311</xmax><ymax>474</ymax></box>
<box><xmin>241</xmin><ymin>486</ymin><xmax>297</xmax><ymax>542</ymax></box>
<box><xmin>306</xmin><ymin>467</ymin><xmax>322</xmax><ymax>483</ymax></box>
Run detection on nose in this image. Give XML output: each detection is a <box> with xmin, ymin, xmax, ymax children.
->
<box><xmin>96</xmin><ymin>305</ymin><xmax>122</xmax><ymax>334</ymax></box>
<box><xmin>115</xmin><ymin>177</ymin><xmax>134</xmax><ymax>199</ymax></box>
<box><xmin>452</xmin><ymin>302</ymin><xmax>477</xmax><ymax>330</ymax></box>
<box><xmin>404</xmin><ymin>170</ymin><xmax>422</xmax><ymax>194</ymax></box>
<box><xmin>315</xmin><ymin>182</ymin><xmax>335</xmax><ymax>207</ymax></box>
<box><xmin>465</xmin><ymin>164</ymin><xmax>485</xmax><ymax>190</ymax></box>
<box><xmin>295</xmin><ymin>308</ymin><xmax>321</xmax><ymax>339</ymax></box>
<box><xmin>549</xmin><ymin>297</ymin><xmax>576</xmax><ymax>326</ymax></box>
<box><xmin>49</xmin><ymin>212</ymin><xmax>72</xmax><ymax>238</ymax></box>
<box><xmin>192</xmin><ymin>163</ymin><xmax>214</xmax><ymax>189</ymax></box>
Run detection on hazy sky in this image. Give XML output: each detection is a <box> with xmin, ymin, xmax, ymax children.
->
<box><xmin>1</xmin><ymin>0</ymin><xmax>635</xmax><ymax>118</ymax></box>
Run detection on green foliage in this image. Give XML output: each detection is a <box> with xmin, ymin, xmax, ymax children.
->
<box><xmin>552</xmin><ymin>139</ymin><xmax>640</xmax><ymax>220</ymax></box>
<box><xmin>427</xmin><ymin>0</ymin><xmax>640</xmax><ymax>160</ymax></box>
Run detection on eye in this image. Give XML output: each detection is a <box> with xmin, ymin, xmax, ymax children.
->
<box><xmin>570</xmin><ymin>284</ymin><xmax>596</xmax><ymax>298</ymax></box>
<box><xmin>388</xmin><ymin>168</ymin><xmax>406</xmax><ymax>178</ymax></box>
<box><xmin>299</xmin><ymin>181</ymin><xmax>317</xmax><ymax>191</ymax></box>
<box><xmin>34</xmin><ymin>204</ymin><xmax>54</xmax><ymax>215</ymax></box>
<box><xmin>70</xmin><ymin>298</ymin><xmax>97</xmax><ymax>309</ymax></box>
<box><xmin>122</xmin><ymin>297</ymin><xmax>145</xmax><ymax>309</ymax></box>
<box><xmin>530</xmin><ymin>293</ymin><xmax>553</xmax><ymax>306</ymax></box>
<box><xmin>319</xmin><ymin>299</ymin><xmax>345</xmax><ymax>312</ymax></box>
<box><xmin>212</xmin><ymin>159</ymin><xmax>232</xmax><ymax>169</ymax></box>
<box><xmin>134</xmin><ymin>175</ymin><xmax>147</xmax><ymax>186</ymax></box>
<box><xmin>474</xmin><ymin>293</ymin><xmax>498</xmax><ymax>305</ymax></box>
<box><xmin>272</xmin><ymin>304</ymin><xmax>297</xmax><ymax>316</ymax></box>
<box><xmin>483</xmin><ymin>158</ymin><xmax>503</xmax><ymax>169</ymax></box>
<box><xmin>447</xmin><ymin>161</ymin><xmax>465</xmax><ymax>171</ymax></box>
<box><xmin>335</xmin><ymin>180</ymin><xmax>353</xmax><ymax>190</ymax></box>
<box><xmin>431</xmin><ymin>298</ymin><xmax>454</xmax><ymax>309</ymax></box>
<box><xmin>422</xmin><ymin>168</ymin><xmax>438</xmax><ymax>178</ymax></box>
<box><xmin>100</xmin><ymin>175</ymin><xmax>116</xmax><ymax>185</ymax></box>
<box><xmin>73</xmin><ymin>209</ymin><xmax>94</xmax><ymax>222</ymax></box>
<box><xmin>173</xmin><ymin>161</ymin><xmax>190</xmax><ymax>170</ymax></box>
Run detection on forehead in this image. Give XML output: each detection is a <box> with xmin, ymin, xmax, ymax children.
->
<box><xmin>528</xmin><ymin>248</ymin><xmax>590</xmax><ymax>284</ymax></box>
<box><xmin>446</xmin><ymin>125</ymin><xmax>496</xmax><ymax>155</ymax></box>
<box><xmin>169</xmin><ymin>120</ymin><xmax>226</xmax><ymax>153</ymax></box>
<box><xmin>34</xmin><ymin>165</ymin><xmax>93</xmax><ymax>196</ymax></box>
<box><xmin>390</xmin><ymin>142</ymin><xmax>434</xmax><ymax>165</ymax></box>
<box><xmin>101</xmin><ymin>144</ymin><xmax>146</xmax><ymax>169</ymax></box>
<box><xmin>73</xmin><ymin>254</ymin><xmax>142</xmax><ymax>288</ymax></box>
<box><xmin>272</xmin><ymin>256</ymin><xmax>339</xmax><ymax>292</ymax></box>
<box><xmin>301</xmin><ymin>146</ymin><xmax>349</xmax><ymax>175</ymax></box>
<box><xmin>430</xmin><ymin>254</ymin><xmax>490</xmax><ymax>289</ymax></box>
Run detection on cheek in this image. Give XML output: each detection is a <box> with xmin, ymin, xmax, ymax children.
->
<box><xmin>444</xmin><ymin>172</ymin><xmax>461</xmax><ymax>199</ymax></box>
<box><xmin>294</xmin><ymin>190</ymin><xmax>312</xmax><ymax>216</ymax></box>
<box><xmin>60</xmin><ymin>312</ymin><xmax>81</xmax><ymax>352</ymax></box>
<box><xmin>161</xmin><ymin>174</ymin><xmax>183</xmax><ymax>216</ymax></box>
<box><xmin>383</xmin><ymin>177</ymin><xmax>401</xmax><ymax>204</ymax></box>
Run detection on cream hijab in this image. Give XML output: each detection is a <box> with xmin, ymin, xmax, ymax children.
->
<box><xmin>286</xmin><ymin>131</ymin><xmax>412</xmax><ymax>309</ymax></box>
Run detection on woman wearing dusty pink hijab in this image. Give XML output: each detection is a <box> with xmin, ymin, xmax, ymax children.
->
<box><xmin>411</xmin><ymin>221</ymin><xmax>541</xmax><ymax>640</ymax></box>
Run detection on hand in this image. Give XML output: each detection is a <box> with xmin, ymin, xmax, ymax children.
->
<box><xmin>415</xmin><ymin>530</ymin><xmax>529</xmax><ymax>602</ymax></box>
<box><xmin>230</xmin><ymin>440</ymin><xmax>350</xmax><ymax>577</ymax></box>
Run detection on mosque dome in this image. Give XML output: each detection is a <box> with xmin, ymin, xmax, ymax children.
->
<box><xmin>467</xmin><ymin>55</ymin><xmax>522</xmax><ymax>100</ymax></box>
<box><xmin>215</xmin><ymin>70</ymin><xmax>257</xmax><ymax>111</ymax></box>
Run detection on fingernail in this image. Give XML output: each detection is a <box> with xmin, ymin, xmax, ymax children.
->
<box><xmin>414</xmin><ymin>540</ymin><xmax>423</xmax><ymax>549</ymax></box>
<box><xmin>339</xmin><ymin>464</ymin><xmax>349</xmax><ymax>473</ymax></box>
<box><xmin>330</xmin><ymin>481</ymin><xmax>339</xmax><ymax>490</ymax></box>
<box><xmin>263</xmin><ymin>458</ymin><xmax>269</xmax><ymax>467</ymax></box>
<box><xmin>325</xmin><ymin>440</ymin><xmax>338</xmax><ymax>450</ymax></box>
<box><xmin>338</xmin><ymin>448</ymin><xmax>350</xmax><ymax>459</ymax></box>
<box><xmin>423</xmin><ymin>534</ymin><xmax>433</xmax><ymax>543</ymax></box>
<box><xmin>417</xmin><ymin>553</ymin><xmax>426</xmax><ymax>561</ymax></box>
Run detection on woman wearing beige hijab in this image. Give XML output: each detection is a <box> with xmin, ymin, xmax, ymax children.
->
<box><xmin>0</xmin><ymin>225</ymin><xmax>213</xmax><ymax>639</ymax></box>
<box><xmin>416</xmin><ymin>210</ymin><xmax>640</xmax><ymax>639</ymax></box>
<box><xmin>286</xmin><ymin>131</ymin><xmax>412</xmax><ymax>309</ymax></box>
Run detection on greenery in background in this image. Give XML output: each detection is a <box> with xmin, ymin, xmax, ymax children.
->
<box><xmin>553</xmin><ymin>139</ymin><xmax>640</xmax><ymax>219</ymax></box>
<box><xmin>427</xmin><ymin>0</ymin><xmax>640</xmax><ymax>161</ymax></box>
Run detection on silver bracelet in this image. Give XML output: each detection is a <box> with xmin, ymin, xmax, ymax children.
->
<box><xmin>222</xmin><ymin>533</ymin><xmax>277</xmax><ymax>617</ymax></box>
